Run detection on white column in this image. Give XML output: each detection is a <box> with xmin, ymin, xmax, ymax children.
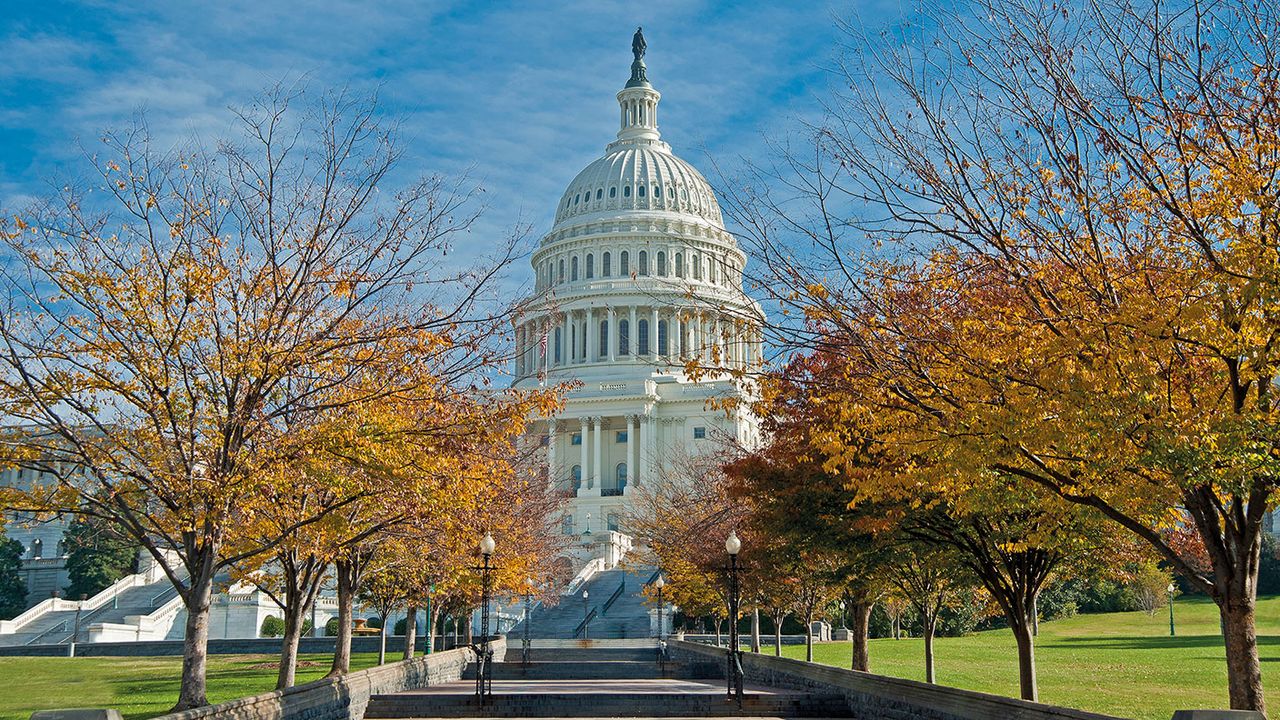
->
<box><xmin>579</xmin><ymin>417</ymin><xmax>589</xmax><ymax>495</ymax></box>
<box><xmin>673</xmin><ymin>311</ymin><xmax>682</xmax><ymax>360</ymax></box>
<box><xmin>629</xmin><ymin>305</ymin><xmax>638</xmax><ymax>359</ymax></box>
<box><xmin>625</xmin><ymin>414</ymin><xmax>636</xmax><ymax>491</ymax></box>
<box><xmin>638</xmin><ymin>413</ymin><xmax>649</xmax><ymax>486</ymax></box>
<box><xmin>591</xmin><ymin>416</ymin><xmax>603</xmax><ymax>491</ymax></box>
<box><xmin>587</xmin><ymin>307</ymin><xmax>596</xmax><ymax>362</ymax></box>
<box><xmin>608</xmin><ymin>307</ymin><xmax>617</xmax><ymax>362</ymax></box>
<box><xmin>547</xmin><ymin>418</ymin><xmax>558</xmax><ymax>487</ymax></box>
<box><xmin>651</xmin><ymin>307</ymin><xmax>659</xmax><ymax>361</ymax></box>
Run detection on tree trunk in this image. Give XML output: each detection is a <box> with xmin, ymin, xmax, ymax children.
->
<box><xmin>1221</xmin><ymin>595</ymin><xmax>1265</xmax><ymax>712</ymax></box>
<box><xmin>328</xmin><ymin>561</ymin><xmax>356</xmax><ymax>677</ymax></box>
<box><xmin>276</xmin><ymin>603</ymin><xmax>307</xmax><ymax>689</ymax></box>
<box><xmin>773</xmin><ymin>612</ymin><xmax>783</xmax><ymax>656</ymax></box>
<box><xmin>427</xmin><ymin>604</ymin><xmax>439</xmax><ymax>653</ymax></box>
<box><xmin>1010</xmin><ymin>618</ymin><xmax>1037</xmax><ymax>702</ymax></box>
<box><xmin>464</xmin><ymin>613</ymin><xmax>473</xmax><ymax>645</ymax></box>
<box><xmin>1031</xmin><ymin>596</ymin><xmax>1039</xmax><ymax>637</ymax></box>
<box><xmin>923</xmin><ymin>613</ymin><xmax>937</xmax><ymax>684</ymax></box>
<box><xmin>403</xmin><ymin>605</ymin><xmax>418</xmax><ymax>660</ymax></box>
<box><xmin>173</xmin><ymin>568</ymin><xmax>214</xmax><ymax>710</ymax></box>
<box><xmin>805</xmin><ymin>613</ymin><xmax>814</xmax><ymax>662</ymax></box>
<box><xmin>714</xmin><ymin>618</ymin><xmax>722</xmax><ymax>647</ymax></box>
<box><xmin>850</xmin><ymin>601</ymin><xmax>872</xmax><ymax>672</ymax></box>
<box><xmin>750</xmin><ymin>607</ymin><xmax>761</xmax><ymax>653</ymax></box>
<box><xmin>378</xmin><ymin>624</ymin><xmax>387</xmax><ymax>665</ymax></box>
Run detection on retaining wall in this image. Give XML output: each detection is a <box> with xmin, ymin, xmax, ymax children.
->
<box><xmin>149</xmin><ymin>637</ymin><xmax>504</xmax><ymax>720</ymax></box>
<box><xmin>668</xmin><ymin>639</ymin><xmax>1128</xmax><ymax>720</ymax></box>
<box><xmin>0</xmin><ymin>635</ymin><xmax>467</xmax><ymax>657</ymax></box>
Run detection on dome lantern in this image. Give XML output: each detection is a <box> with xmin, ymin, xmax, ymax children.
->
<box><xmin>615</xmin><ymin>28</ymin><xmax>662</xmax><ymax>146</ymax></box>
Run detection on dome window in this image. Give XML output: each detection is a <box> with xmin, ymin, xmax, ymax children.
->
<box><xmin>598</xmin><ymin>320</ymin><xmax>608</xmax><ymax>360</ymax></box>
<box><xmin>693</xmin><ymin>256</ymin><xmax>702</xmax><ymax>280</ymax></box>
<box><xmin>618</xmin><ymin>319</ymin><xmax>630</xmax><ymax>355</ymax></box>
<box><xmin>571</xmin><ymin>256</ymin><xmax>579</xmax><ymax>281</ymax></box>
<box><xmin>675</xmin><ymin>253</ymin><xmax>684</xmax><ymax>278</ymax></box>
<box><xmin>681</xmin><ymin>188</ymin><xmax>688</xmax><ymax>200</ymax></box>
<box><xmin>620</xmin><ymin>251</ymin><xmax>630</xmax><ymax>275</ymax></box>
<box><xmin>574</xmin><ymin>194</ymin><xmax>580</xmax><ymax>205</ymax></box>
<box><xmin>657</xmin><ymin>251</ymin><xmax>667</xmax><ymax>276</ymax></box>
<box><xmin>624</xmin><ymin>185</ymin><xmax>631</xmax><ymax>198</ymax></box>
<box><xmin>559</xmin><ymin>259</ymin><xmax>565</xmax><ymax>283</ymax></box>
<box><xmin>658</xmin><ymin>320</ymin><xmax>669</xmax><ymax>355</ymax></box>
<box><xmin>610</xmin><ymin>187</ymin><xmax>617</xmax><ymax>198</ymax></box>
<box><xmin>638</xmin><ymin>185</ymin><xmax>646</xmax><ymax>197</ymax></box>
<box><xmin>586</xmin><ymin>253</ymin><xmax>595</xmax><ymax>279</ymax></box>
<box><xmin>638</xmin><ymin>319</ymin><xmax>650</xmax><ymax>355</ymax></box>
<box><xmin>638</xmin><ymin>251</ymin><xmax>649</xmax><ymax>276</ymax></box>
<box><xmin>654</xmin><ymin>185</ymin><xmax>661</xmax><ymax>198</ymax></box>
<box><xmin>596</xmin><ymin>189</ymin><xmax>603</xmax><ymax>200</ymax></box>
<box><xmin>603</xmin><ymin>252</ymin><xmax>611</xmax><ymax>277</ymax></box>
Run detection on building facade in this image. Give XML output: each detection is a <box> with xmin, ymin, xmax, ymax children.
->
<box><xmin>511</xmin><ymin>31</ymin><xmax>764</xmax><ymax>561</ymax></box>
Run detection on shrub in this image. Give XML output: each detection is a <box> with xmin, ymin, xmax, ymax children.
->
<box><xmin>260</xmin><ymin>615</ymin><xmax>284</xmax><ymax>637</ymax></box>
<box><xmin>325</xmin><ymin>617</ymin><xmax>339</xmax><ymax>636</ymax></box>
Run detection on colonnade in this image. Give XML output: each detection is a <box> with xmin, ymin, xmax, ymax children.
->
<box><xmin>515</xmin><ymin>306</ymin><xmax>763</xmax><ymax>379</ymax></box>
<box><xmin>545</xmin><ymin>413</ymin><xmax>680</xmax><ymax>496</ymax></box>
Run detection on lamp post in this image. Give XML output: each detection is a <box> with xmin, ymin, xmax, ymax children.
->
<box><xmin>655</xmin><ymin>575</ymin><xmax>666</xmax><ymax>674</ymax></box>
<box><xmin>1168</xmin><ymin>583</ymin><xmax>1176</xmax><ymax>637</ymax></box>
<box><xmin>582</xmin><ymin>590</ymin><xmax>590</xmax><ymax>640</ymax></box>
<box><xmin>725</xmin><ymin>530</ymin><xmax>744</xmax><ymax>707</ymax></box>
<box><xmin>475</xmin><ymin>532</ymin><xmax>496</xmax><ymax>705</ymax></box>
<box><xmin>523</xmin><ymin>578</ymin><xmax>535</xmax><ymax>668</ymax></box>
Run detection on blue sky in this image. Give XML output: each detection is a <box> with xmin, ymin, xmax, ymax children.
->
<box><xmin>0</xmin><ymin>1</ymin><xmax>906</xmax><ymax>269</ymax></box>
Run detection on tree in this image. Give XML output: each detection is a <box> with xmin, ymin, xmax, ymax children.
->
<box><xmin>1130</xmin><ymin>562</ymin><xmax>1175</xmax><ymax>617</ymax></box>
<box><xmin>886</xmin><ymin>542</ymin><xmax>971</xmax><ymax>684</ymax></box>
<box><xmin>0</xmin><ymin>532</ymin><xmax>25</xmax><ymax>619</ymax></box>
<box><xmin>0</xmin><ymin>84</ymin><xmax>520</xmax><ymax>709</ymax></box>
<box><xmin>63</xmin><ymin>515</ymin><xmax>138</xmax><ymax>600</ymax></box>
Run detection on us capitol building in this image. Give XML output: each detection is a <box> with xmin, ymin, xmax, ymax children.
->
<box><xmin>512</xmin><ymin>29</ymin><xmax>764</xmax><ymax>568</ymax></box>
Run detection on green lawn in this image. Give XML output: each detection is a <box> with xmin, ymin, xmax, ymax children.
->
<box><xmin>0</xmin><ymin>652</ymin><xmax>382</xmax><ymax>720</ymax></box>
<box><xmin>772</xmin><ymin>595</ymin><xmax>1278</xmax><ymax>720</ymax></box>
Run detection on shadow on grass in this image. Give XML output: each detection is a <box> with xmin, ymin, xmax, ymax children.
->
<box><xmin>1050</xmin><ymin>634</ymin><xmax>1280</xmax><ymax>651</ymax></box>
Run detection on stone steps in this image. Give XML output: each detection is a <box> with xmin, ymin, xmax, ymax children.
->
<box><xmin>364</xmin><ymin>691</ymin><xmax>850</xmax><ymax>718</ymax></box>
<box><xmin>522</xmin><ymin>648</ymin><xmax>658</xmax><ymax>662</ymax></box>
<box><xmin>461</xmin><ymin>661</ymin><xmax>720</xmax><ymax>680</ymax></box>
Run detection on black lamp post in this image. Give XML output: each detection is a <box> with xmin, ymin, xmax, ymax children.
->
<box><xmin>1168</xmin><ymin>583</ymin><xmax>1176</xmax><ymax>637</ymax></box>
<box><xmin>523</xmin><ymin>577</ymin><xmax>534</xmax><ymax>668</ymax></box>
<box><xmin>581</xmin><ymin>590</ymin><xmax>590</xmax><ymax>640</ymax></box>
<box><xmin>725</xmin><ymin>530</ymin><xmax>744</xmax><ymax>707</ymax></box>
<box><xmin>475</xmin><ymin>531</ymin><xmax>496</xmax><ymax>705</ymax></box>
<box><xmin>655</xmin><ymin>575</ymin><xmax>666</xmax><ymax>673</ymax></box>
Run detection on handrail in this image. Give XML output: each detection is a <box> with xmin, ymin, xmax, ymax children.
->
<box><xmin>150</xmin><ymin>585</ymin><xmax>178</xmax><ymax>607</ymax></box>
<box><xmin>601</xmin><ymin>581</ymin><xmax>626</xmax><ymax>616</ymax></box>
<box><xmin>573</xmin><ymin>608</ymin><xmax>598</xmax><ymax>639</ymax></box>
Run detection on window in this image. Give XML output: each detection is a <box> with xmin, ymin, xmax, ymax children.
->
<box><xmin>604</xmin><ymin>466</ymin><xmax>625</xmax><ymax>498</ymax></box>
<box><xmin>540</xmin><ymin>434</ymin><xmax>550</xmax><ymax>447</ymax></box>
<box><xmin>609</xmin><ymin>187</ymin><xmax>617</xmax><ymax>198</ymax></box>
<box><xmin>620</xmin><ymin>251</ymin><xmax>630</xmax><ymax>275</ymax></box>
<box><xmin>572</xmin><ymin>465</ymin><xmax>582</xmax><ymax>491</ymax></box>
<box><xmin>693</xmin><ymin>256</ymin><xmax>702</xmax><ymax>279</ymax></box>
<box><xmin>624</xmin><ymin>185</ymin><xmax>631</xmax><ymax>197</ymax></box>
<box><xmin>603</xmin><ymin>252</ymin><xmax>611</xmax><ymax>276</ymax></box>
<box><xmin>638</xmin><ymin>251</ymin><xmax>648</xmax><ymax>276</ymax></box>
<box><xmin>558</xmin><ymin>259</ymin><xmax>565</xmax><ymax>282</ymax></box>
<box><xmin>693</xmin><ymin>426</ymin><xmax>706</xmax><ymax>440</ymax></box>
<box><xmin>599</xmin><ymin>320</ymin><xmax>609</xmax><ymax>360</ymax></box>
<box><xmin>638</xmin><ymin>184</ymin><xmax>646</xmax><ymax>197</ymax></box>
<box><xmin>658</xmin><ymin>320</ymin><xmax>669</xmax><ymax>355</ymax></box>
<box><xmin>619</xmin><ymin>319</ymin><xmax>630</xmax><ymax>355</ymax></box>
<box><xmin>709</xmin><ymin>261</ymin><xmax>716</xmax><ymax>284</ymax></box>
<box><xmin>616</xmin><ymin>430</ymin><xmax>628</xmax><ymax>443</ymax></box>
<box><xmin>596</xmin><ymin>188</ymin><xmax>603</xmax><ymax>200</ymax></box>
<box><xmin>657</xmin><ymin>251</ymin><xmax>667</xmax><ymax>276</ymax></box>
<box><xmin>571</xmin><ymin>256</ymin><xmax>579</xmax><ymax>281</ymax></box>
<box><xmin>31</xmin><ymin>538</ymin><xmax>42</xmax><ymax>559</ymax></box>
<box><xmin>586</xmin><ymin>254</ymin><xmax>594</xmax><ymax>279</ymax></box>
<box><xmin>563</xmin><ymin>514</ymin><xmax>575</xmax><ymax>535</ymax></box>
<box><xmin>571</xmin><ymin>433</ymin><xmax>582</xmax><ymax>446</ymax></box>
<box><xmin>654</xmin><ymin>185</ymin><xmax>661</xmax><ymax>198</ymax></box>
<box><xmin>675</xmin><ymin>253</ymin><xmax>684</xmax><ymax>278</ymax></box>
<box><xmin>554</xmin><ymin>328</ymin><xmax>562</xmax><ymax>363</ymax></box>
<box><xmin>638</xmin><ymin>319</ymin><xmax>650</xmax><ymax>355</ymax></box>
<box><xmin>607</xmin><ymin>512</ymin><xmax>620</xmax><ymax>531</ymax></box>
<box><xmin>574</xmin><ymin>194</ymin><xmax>580</xmax><ymax>205</ymax></box>
<box><xmin>581</xmin><ymin>320</ymin><xmax>587</xmax><ymax>358</ymax></box>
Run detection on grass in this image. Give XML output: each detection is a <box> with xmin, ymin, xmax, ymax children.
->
<box><xmin>770</xmin><ymin>595</ymin><xmax>1279</xmax><ymax>720</ymax></box>
<box><xmin>0</xmin><ymin>652</ymin><xmax>382</xmax><ymax>720</ymax></box>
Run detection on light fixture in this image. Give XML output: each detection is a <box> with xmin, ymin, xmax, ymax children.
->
<box><xmin>655</xmin><ymin>575</ymin><xmax>665</xmax><ymax>590</ymax></box>
<box><xmin>480</xmin><ymin>532</ymin><xmax>496</xmax><ymax>557</ymax></box>
<box><xmin>725</xmin><ymin>530</ymin><xmax>741</xmax><ymax>556</ymax></box>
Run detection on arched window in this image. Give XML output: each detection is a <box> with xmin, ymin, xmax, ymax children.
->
<box><xmin>653</xmin><ymin>185</ymin><xmax>661</xmax><ymax>198</ymax></box>
<box><xmin>693</xmin><ymin>256</ymin><xmax>702</xmax><ymax>279</ymax></box>
<box><xmin>620</xmin><ymin>251</ymin><xmax>630</xmax><ymax>275</ymax></box>
<box><xmin>570</xmin><ymin>324</ymin><xmax>576</xmax><ymax>362</ymax></box>
<box><xmin>586</xmin><ymin>253</ymin><xmax>594</xmax><ymax>279</ymax></box>
<box><xmin>31</xmin><ymin>538</ymin><xmax>42</xmax><ymax>559</ymax></box>
<box><xmin>675</xmin><ymin>253</ymin><xmax>684</xmax><ymax>277</ymax></box>
<box><xmin>609</xmin><ymin>187</ymin><xmax>617</xmax><ymax>198</ymax></box>
<box><xmin>657</xmin><ymin>252</ymin><xmax>667</xmax><ymax>276</ymax></box>
<box><xmin>599</xmin><ymin>320</ymin><xmax>609</xmax><ymax>360</ymax></box>
<box><xmin>616</xmin><ymin>464</ymin><xmax>627</xmax><ymax>487</ymax></box>
<box><xmin>554</xmin><ymin>327</ymin><xmax>562</xmax><ymax>363</ymax></box>
<box><xmin>580</xmin><ymin>320</ymin><xmax>587</xmax><ymax>358</ymax></box>
<box><xmin>572</xmin><ymin>465</ymin><xmax>582</xmax><ymax>492</ymax></box>
<box><xmin>624</xmin><ymin>185</ymin><xmax>632</xmax><ymax>197</ymax></box>
<box><xmin>638</xmin><ymin>319</ymin><xmax>650</xmax><ymax>355</ymax></box>
<box><xmin>658</xmin><ymin>320</ymin><xmax>669</xmax><ymax>355</ymax></box>
<box><xmin>571</xmin><ymin>256</ymin><xmax>579</xmax><ymax>281</ymax></box>
<box><xmin>574</xmin><ymin>194</ymin><xmax>580</xmax><ymax>205</ymax></box>
<box><xmin>619</xmin><ymin>319</ymin><xmax>630</xmax><ymax>355</ymax></box>
<box><xmin>558</xmin><ymin>259</ymin><xmax>565</xmax><ymax>282</ymax></box>
<box><xmin>603</xmin><ymin>252</ymin><xmax>612</xmax><ymax>276</ymax></box>
<box><xmin>709</xmin><ymin>261</ymin><xmax>717</xmax><ymax>284</ymax></box>
<box><xmin>596</xmin><ymin>188</ymin><xmax>603</xmax><ymax>200</ymax></box>
<box><xmin>638</xmin><ymin>185</ymin><xmax>646</xmax><ymax>197</ymax></box>
<box><xmin>638</xmin><ymin>251</ymin><xmax>648</xmax><ymax>276</ymax></box>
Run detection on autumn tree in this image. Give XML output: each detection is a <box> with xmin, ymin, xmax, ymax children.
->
<box><xmin>885</xmin><ymin>542</ymin><xmax>970</xmax><ymax>684</ymax></box>
<box><xmin>0</xmin><ymin>85</ymin><xmax>527</xmax><ymax>709</ymax></box>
